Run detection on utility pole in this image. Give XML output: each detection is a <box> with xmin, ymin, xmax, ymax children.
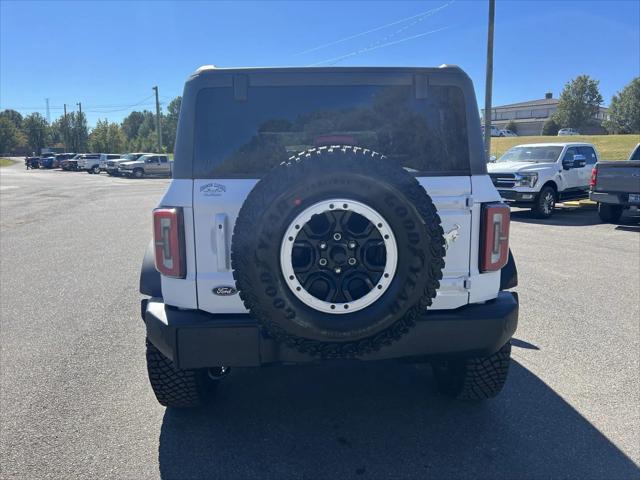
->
<box><xmin>45</xmin><ymin>98</ymin><xmax>50</xmax><ymax>123</ymax></box>
<box><xmin>483</xmin><ymin>0</ymin><xmax>495</xmax><ymax>162</ymax></box>
<box><xmin>63</xmin><ymin>104</ymin><xmax>68</xmax><ymax>151</ymax></box>
<box><xmin>76</xmin><ymin>102</ymin><xmax>82</xmax><ymax>152</ymax></box>
<box><xmin>152</xmin><ymin>86</ymin><xmax>163</xmax><ymax>152</ymax></box>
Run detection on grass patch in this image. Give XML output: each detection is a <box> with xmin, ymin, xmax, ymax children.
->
<box><xmin>491</xmin><ymin>134</ymin><xmax>640</xmax><ymax>161</ymax></box>
<box><xmin>0</xmin><ymin>158</ymin><xmax>17</xmax><ymax>167</ymax></box>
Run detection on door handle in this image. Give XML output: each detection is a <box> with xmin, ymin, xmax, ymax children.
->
<box><xmin>215</xmin><ymin>213</ymin><xmax>229</xmax><ymax>271</ymax></box>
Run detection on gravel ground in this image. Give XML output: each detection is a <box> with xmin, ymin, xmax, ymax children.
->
<box><xmin>1</xmin><ymin>162</ymin><xmax>638</xmax><ymax>479</ymax></box>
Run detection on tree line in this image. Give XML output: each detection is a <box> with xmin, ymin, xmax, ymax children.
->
<box><xmin>0</xmin><ymin>97</ymin><xmax>181</xmax><ymax>156</ymax></box>
<box><xmin>502</xmin><ymin>75</ymin><xmax>639</xmax><ymax>136</ymax></box>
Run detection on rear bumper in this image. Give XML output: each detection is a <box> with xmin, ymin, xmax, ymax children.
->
<box><xmin>590</xmin><ymin>191</ymin><xmax>639</xmax><ymax>207</ymax></box>
<box><xmin>143</xmin><ymin>292</ymin><xmax>519</xmax><ymax>368</ymax></box>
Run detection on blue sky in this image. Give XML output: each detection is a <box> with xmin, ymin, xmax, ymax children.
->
<box><xmin>1</xmin><ymin>0</ymin><xmax>638</xmax><ymax>126</ymax></box>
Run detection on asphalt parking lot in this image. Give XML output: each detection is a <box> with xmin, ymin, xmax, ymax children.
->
<box><xmin>1</xmin><ymin>161</ymin><xmax>638</xmax><ymax>479</ymax></box>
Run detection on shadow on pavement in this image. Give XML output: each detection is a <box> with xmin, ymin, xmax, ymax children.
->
<box><xmin>511</xmin><ymin>207</ymin><xmax>640</xmax><ymax>228</ymax></box>
<box><xmin>510</xmin><ymin>338</ymin><xmax>540</xmax><ymax>350</ymax></box>
<box><xmin>158</xmin><ymin>361</ymin><xmax>638</xmax><ymax>479</ymax></box>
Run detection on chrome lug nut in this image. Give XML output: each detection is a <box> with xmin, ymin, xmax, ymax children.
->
<box><xmin>333</xmin><ymin>232</ymin><xmax>342</xmax><ymax>241</ymax></box>
<box><xmin>348</xmin><ymin>241</ymin><xmax>357</xmax><ymax>249</ymax></box>
<box><xmin>348</xmin><ymin>257</ymin><xmax>357</xmax><ymax>266</ymax></box>
<box><xmin>334</xmin><ymin>267</ymin><xmax>342</xmax><ymax>274</ymax></box>
<box><xmin>319</xmin><ymin>241</ymin><xmax>327</xmax><ymax>250</ymax></box>
<box><xmin>319</xmin><ymin>258</ymin><xmax>328</xmax><ymax>266</ymax></box>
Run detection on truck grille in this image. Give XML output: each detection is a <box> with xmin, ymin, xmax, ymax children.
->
<box><xmin>489</xmin><ymin>173</ymin><xmax>516</xmax><ymax>188</ymax></box>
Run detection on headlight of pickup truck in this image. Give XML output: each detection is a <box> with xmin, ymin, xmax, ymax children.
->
<box><xmin>514</xmin><ymin>172</ymin><xmax>538</xmax><ymax>188</ymax></box>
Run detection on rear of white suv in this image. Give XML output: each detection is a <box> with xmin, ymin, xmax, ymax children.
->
<box><xmin>139</xmin><ymin>66</ymin><xmax>519</xmax><ymax>408</ymax></box>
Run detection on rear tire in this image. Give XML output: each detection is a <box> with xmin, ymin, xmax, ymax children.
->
<box><xmin>598</xmin><ymin>203</ymin><xmax>623</xmax><ymax>223</ymax></box>
<box><xmin>133</xmin><ymin>168</ymin><xmax>144</xmax><ymax>179</ymax></box>
<box><xmin>145</xmin><ymin>340</ymin><xmax>216</xmax><ymax>408</ymax></box>
<box><xmin>531</xmin><ymin>186</ymin><xmax>556</xmax><ymax>219</ymax></box>
<box><xmin>432</xmin><ymin>342</ymin><xmax>511</xmax><ymax>400</ymax></box>
<box><xmin>92</xmin><ymin>165</ymin><xmax>101</xmax><ymax>174</ymax></box>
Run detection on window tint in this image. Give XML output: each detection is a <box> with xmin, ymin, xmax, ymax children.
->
<box><xmin>563</xmin><ymin>147</ymin><xmax>578</xmax><ymax>161</ymax></box>
<box><xmin>160</xmin><ymin>156</ymin><xmax>168</xmax><ymax>163</ymax></box>
<box><xmin>194</xmin><ymin>84</ymin><xmax>470</xmax><ymax>177</ymax></box>
<box><xmin>578</xmin><ymin>146</ymin><xmax>597</xmax><ymax>164</ymax></box>
<box><xmin>631</xmin><ymin>146</ymin><xmax>640</xmax><ymax>161</ymax></box>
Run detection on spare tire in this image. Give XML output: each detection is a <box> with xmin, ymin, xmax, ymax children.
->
<box><xmin>231</xmin><ymin>146</ymin><xmax>445</xmax><ymax>358</ymax></box>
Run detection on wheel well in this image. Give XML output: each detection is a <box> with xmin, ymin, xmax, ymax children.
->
<box><xmin>541</xmin><ymin>181</ymin><xmax>558</xmax><ymax>196</ymax></box>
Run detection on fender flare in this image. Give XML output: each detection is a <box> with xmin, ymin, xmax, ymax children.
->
<box><xmin>500</xmin><ymin>249</ymin><xmax>518</xmax><ymax>290</ymax></box>
<box><xmin>140</xmin><ymin>240</ymin><xmax>162</xmax><ymax>297</ymax></box>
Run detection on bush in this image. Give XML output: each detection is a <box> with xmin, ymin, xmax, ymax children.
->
<box><xmin>542</xmin><ymin>118</ymin><xmax>560</xmax><ymax>136</ymax></box>
<box><xmin>504</xmin><ymin>120</ymin><xmax>517</xmax><ymax>134</ymax></box>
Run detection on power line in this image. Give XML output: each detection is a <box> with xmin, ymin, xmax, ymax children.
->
<box><xmin>294</xmin><ymin>0</ymin><xmax>454</xmax><ymax>57</ymax></box>
<box><xmin>309</xmin><ymin>26</ymin><xmax>450</xmax><ymax>67</ymax></box>
<box><xmin>1</xmin><ymin>94</ymin><xmax>159</xmax><ymax>113</ymax></box>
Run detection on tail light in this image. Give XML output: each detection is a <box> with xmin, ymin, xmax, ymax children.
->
<box><xmin>590</xmin><ymin>167</ymin><xmax>598</xmax><ymax>188</ymax></box>
<box><xmin>153</xmin><ymin>207</ymin><xmax>186</xmax><ymax>278</ymax></box>
<box><xmin>480</xmin><ymin>203</ymin><xmax>510</xmax><ymax>272</ymax></box>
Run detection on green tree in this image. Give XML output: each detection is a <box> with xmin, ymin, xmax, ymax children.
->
<box><xmin>0</xmin><ymin>109</ymin><xmax>24</xmax><ymax>130</ymax></box>
<box><xmin>22</xmin><ymin>112</ymin><xmax>49</xmax><ymax>153</ymax></box>
<box><xmin>542</xmin><ymin>118</ymin><xmax>560</xmax><ymax>136</ymax></box>
<box><xmin>554</xmin><ymin>75</ymin><xmax>603</xmax><ymax>129</ymax></box>
<box><xmin>89</xmin><ymin>119</ymin><xmax>126</xmax><ymax>153</ymax></box>
<box><xmin>122</xmin><ymin>111</ymin><xmax>145</xmax><ymax>141</ymax></box>
<box><xmin>0</xmin><ymin>117</ymin><xmax>27</xmax><ymax>154</ymax></box>
<box><xmin>70</xmin><ymin>111</ymin><xmax>89</xmax><ymax>152</ymax></box>
<box><xmin>163</xmin><ymin>96</ymin><xmax>181</xmax><ymax>151</ymax></box>
<box><xmin>504</xmin><ymin>120</ymin><xmax>517</xmax><ymax>134</ymax></box>
<box><xmin>603</xmin><ymin>77</ymin><xmax>640</xmax><ymax>134</ymax></box>
<box><xmin>50</xmin><ymin>114</ymin><xmax>74</xmax><ymax>151</ymax></box>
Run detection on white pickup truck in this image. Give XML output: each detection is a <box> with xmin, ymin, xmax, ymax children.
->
<box><xmin>487</xmin><ymin>142</ymin><xmax>598</xmax><ymax>218</ymax></box>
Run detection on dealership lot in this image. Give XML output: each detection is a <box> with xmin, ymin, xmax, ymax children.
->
<box><xmin>0</xmin><ymin>162</ymin><xmax>638</xmax><ymax>479</ymax></box>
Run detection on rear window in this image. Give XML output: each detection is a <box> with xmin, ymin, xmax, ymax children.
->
<box><xmin>194</xmin><ymin>84</ymin><xmax>470</xmax><ymax>177</ymax></box>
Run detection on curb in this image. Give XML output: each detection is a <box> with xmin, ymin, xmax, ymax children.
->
<box><xmin>560</xmin><ymin>200</ymin><xmax>597</xmax><ymax>209</ymax></box>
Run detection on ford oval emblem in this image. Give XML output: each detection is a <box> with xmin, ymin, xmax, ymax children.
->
<box><xmin>213</xmin><ymin>286</ymin><xmax>238</xmax><ymax>296</ymax></box>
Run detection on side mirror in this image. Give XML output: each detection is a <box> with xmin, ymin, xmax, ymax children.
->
<box><xmin>573</xmin><ymin>154</ymin><xmax>586</xmax><ymax>168</ymax></box>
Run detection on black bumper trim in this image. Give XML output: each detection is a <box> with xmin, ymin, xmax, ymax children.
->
<box><xmin>498</xmin><ymin>189</ymin><xmax>537</xmax><ymax>205</ymax></box>
<box><xmin>144</xmin><ymin>292</ymin><xmax>519</xmax><ymax>368</ymax></box>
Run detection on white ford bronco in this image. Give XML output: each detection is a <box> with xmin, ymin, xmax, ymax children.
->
<box><xmin>487</xmin><ymin>142</ymin><xmax>599</xmax><ymax>218</ymax></box>
<box><xmin>139</xmin><ymin>66</ymin><xmax>519</xmax><ymax>408</ymax></box>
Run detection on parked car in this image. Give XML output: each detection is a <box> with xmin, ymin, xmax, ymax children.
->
<box><xmin>105</xmin><ymin>152</ymin><xmax>151</xmax><ymax>176</ymax></box>
<box><xmin>482</xmin><ymin>125</ymin><xmax>503</xmax><ymax>137</ymax></box>
<box><xmin>500</xmin><ymin>129</ymin><xmax>518</xmax><ymax>137</ymax></box>
<box><xmin>139</xmin><ymin>65</ymin><xmax>518</xmax><ymax>408</ymax></box>
<box><xmin>53</xmin><ymin>153</ymin><xmax>76</xmax><ymax>168</ymax></box>
<box><xmin>61</xmin><ymin>154</ymin><xmax>80</xmax><ymax>171</ymax></box>
<box><xmin>97</xmin><ymin>154</ymin><xmax>121</xmax><ymax>173</ymax></box>
<box><xmin>590</xmin><ymin>143</ymin><xmax>640</xmax><ymax>223</ymax></box>
<box><xmin>38</xmin><ymin>152</ymin><xmax>56</xmax><ymax>169</ymax></box>
<box><xmin>557</xmin><ymin>128</ymin><xmax>580</xmax><ymax>136</ymax></box>
<box><xmin>487</xmin><ymin>142</ymin><xmax>598</xmax><ymax>218</ymax></box>
<box><xmin>76</xmin><ymin>154</ymin><xmax>102</xmax><ymax>174</ymax></box>
<box><xmin>119</xmin><ymin>154</ymin><xmax>171</xmax><ymax>178</ymax></box>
